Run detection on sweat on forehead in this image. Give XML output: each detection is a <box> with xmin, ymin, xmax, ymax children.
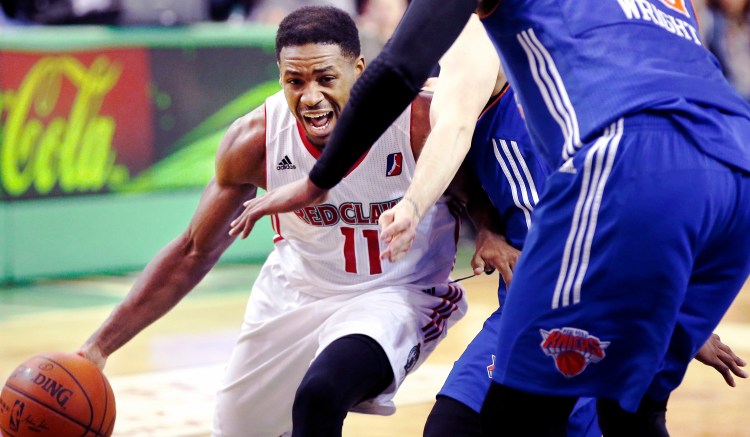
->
<box><xmin>275</xmin><ymin>6</ymin><xmax>361</xmax><ymax>61</ymax></box>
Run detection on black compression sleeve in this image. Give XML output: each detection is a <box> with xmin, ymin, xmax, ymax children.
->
<box><xmin>309</xmin><ymin>0</ymin><xmax>478</xmax><ymax>189</ymax></box>
<box><xmin>424</xmin><ymin>395</ymin><xmax>483</xmax><ymax>437</ymax></box>
<box><xmin>291</xmin><ymin>334</ymin><xmax>393</xmax><ymax>437</ymax></box>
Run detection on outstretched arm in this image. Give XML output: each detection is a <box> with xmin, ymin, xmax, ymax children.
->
<box><xmin>380</xmin><ymin>14</ymin><xmax>502</xmax><ymax>262</ymax></box>
<box><xmin>79</xmin><ymin>113</ymin><xmax>265</xmax><ymax>369</ymax></box>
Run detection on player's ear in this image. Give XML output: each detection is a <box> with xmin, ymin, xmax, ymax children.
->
<box><xmin>355</xmin><ymin>56</ymin><xmax>365</xmax><ymax>77</ymax></box>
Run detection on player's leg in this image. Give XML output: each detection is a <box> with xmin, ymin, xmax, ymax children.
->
<box><xmin>212</xmin><ymin>253</ymin><xmax>343</xmax><ymax>437</ymax></box>
<box><xmin>291</xmin><ymin>334</ymin><xmax>394</xmax><ymax>437</ymax></box>
<box><xmin>424</xmin><ymin>307</ymin><xmax>503</xmax><ymax>437</ymax></box>
<box><xmin>481</xmin><ymin>382</ymin><xmax>577</xmax><ymax>436</ymax></box>
<box><xmin>424</xmin><ymin>396</ymin><xmax>483</xmax><ymax>437</ymax></box>
<box><xmin>596</xmin><ymin>396</ymin><xmax>668</xmax><ymax>437</ymax></box>
<box><xmin>479</xmin><ymin>385</ymin><xmax>600</xmax><ymax>436</ymax></box>
<box><xmin>294</xmin><ymin>282</ymin><xmax>466</xmax><ymax>434</ymax></box>
<box><xmin>568</xmin><ymin>398</ymin><xmax>600</xmax><ymax>437</ymax></box>
<box><xmin>426</xmin><ymin>364</ymin><xmax>600</xmax><ymax>437</ymax></box>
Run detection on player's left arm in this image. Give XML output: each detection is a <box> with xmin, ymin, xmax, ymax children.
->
<box><xmin>447</xmin><ymin>162</ymin><xmax>520</xmax><ymax>288</ymax></box>
<box><xmin>695</xmin><ymin>333</ymin><xmax>748</xmax><ymax>387</ymax></box>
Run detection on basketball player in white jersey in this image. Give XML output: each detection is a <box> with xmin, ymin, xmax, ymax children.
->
<box><xmin>77</xmin><ymin>6</ymin><xmax>506</xmax><ymax>437</ymax></box>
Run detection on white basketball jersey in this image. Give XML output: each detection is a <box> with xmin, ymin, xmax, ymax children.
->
<box><xmin>264</xmin><ymin>91</ymin><xmax>461</xmax><ymax>296</ymax></box>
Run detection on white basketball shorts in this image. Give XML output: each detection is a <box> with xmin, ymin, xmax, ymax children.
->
<box><xmin>211</xmin><ymin>250</ymin><xmax>467</xmax><ymax>437</ymax></box>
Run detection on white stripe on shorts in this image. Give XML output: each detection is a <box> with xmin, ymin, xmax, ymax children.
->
<box><xmin>552</xmin><ymin>118</ymin><xmax>623</xmax><ymax>309</ymax></box>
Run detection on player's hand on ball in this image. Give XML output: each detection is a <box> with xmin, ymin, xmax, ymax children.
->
<box><xmin>77</xmin><ymin>343</ymin><xmax>108</xmax><ymax>371</ymax></box>
<box><xmin>695</xmin><ymin>333</ymin><xmax>748</xmax><ymax>387</ymax></box>
<box><xmin>379</xmin><ymin>199</ymin><xmax>420</xmax><ymax>262</ymax></box>
<box><xmin>230</xmin><ymin>177</ymin><xmax>328</xmax><ymax>239</ymax></box>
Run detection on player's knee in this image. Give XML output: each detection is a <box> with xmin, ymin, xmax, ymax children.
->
<box><xmin>293</xmin><ymin>369</ymin><xmax>343</xmax><ymax>416</ymax></box>
<box><xmin>596</xmin><ymin>397</ymin><xmax>668</xmax><ymax>437</ymax></box>
<box><xmin>291</xmin><ymin>334</ymin><xmax>393</xmax><ymax>436</ymax></box>
<box><xmin>424</xmin><ymin>395</ymin><xmax>482</xmax><ymax>437</ymax></box>
<box><xmin>291</xmin><ymin>367</ymin><xmax>350</xmax><ymax>437</ymax></box>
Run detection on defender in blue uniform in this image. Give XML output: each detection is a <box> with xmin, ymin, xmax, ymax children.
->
<box><xmin>474</xmin><ymin>1</ymin><xmax>750</xmax><ymax>435</ymax></box>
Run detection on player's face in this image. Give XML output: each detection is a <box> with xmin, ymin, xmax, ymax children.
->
<box><xmin>279</xmin><ymin>43</ymin><xmax>365</xmax><ymax>148</ymax></box>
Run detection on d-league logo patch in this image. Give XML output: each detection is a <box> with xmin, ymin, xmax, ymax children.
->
<box><xmin>386</xmin><ymin>152</ymin><xmax>403</xmax><ymax>176</ymax></box>
<box><xmin>404</xmin><ymin>343</ymin><xmax>421</xmax><ymax>374</ymax></box>
<box><xmin>540</xmin><ymin>327</ymin><xmax>609</xmax><ymax>378</ymax></box>
<box><xmin>657</xmin><ymin>0</ymin><xmax>690</xmax><ymax>17</ymax></box>
<box><xmin>487</xmin><ymin>354</ymin><xmax>495</xmax><ymax>379</ymax></box>
<box><xmin>277</xmin><ymin>155</ymin><xmax>296</xmax><ymax>170</ymax></box>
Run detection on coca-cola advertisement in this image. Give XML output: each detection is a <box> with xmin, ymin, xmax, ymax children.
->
<box><xmin>0</xmin><ymin>44</ymin><xmax>278</xmax><ymax>200</ymax></box>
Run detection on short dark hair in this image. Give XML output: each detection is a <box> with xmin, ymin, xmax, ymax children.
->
<box><xmin>275</xmin><ymin>6</ymin><xmax>361</xmax><ymax>61</ymax></box>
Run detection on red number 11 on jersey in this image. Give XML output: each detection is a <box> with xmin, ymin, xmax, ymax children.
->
<box><xmin>340</xmin><ymin>227</ymin><xmax>383</xmax><ymax>275</ymax></box>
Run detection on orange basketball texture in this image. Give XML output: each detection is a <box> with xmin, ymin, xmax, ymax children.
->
<box><xmin>0</xmin><ymin>352</ymin><xmax>116</xmax><ymax>437</ymax></box>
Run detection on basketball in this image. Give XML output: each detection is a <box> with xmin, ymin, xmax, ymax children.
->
<box><xmin>0</xmin><ymin>352</ymin><xmax>116</xmax><ymax>437</ymax></box>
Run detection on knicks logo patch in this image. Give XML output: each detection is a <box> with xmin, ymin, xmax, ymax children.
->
<box><xmin>540</xmin><ymin>327</ymin><xmax>610</xmax><ymax>378</ymax></box>
<box><xmin>386</xmin><ymin>152</ymin><xmax>403</xmax><ymax>176</ymax></box>
<box><xmin>657</xmin><ymin>0</ymin><xmax>690</xmax><ymax>17</ymax></box>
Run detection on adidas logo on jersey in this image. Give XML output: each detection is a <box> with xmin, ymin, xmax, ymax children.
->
<box><xmin>277</xmin><ymin>155</ymin><xmax>296</xmax><ymax>170</ymax></box>
<box><xmin>559</xmin><ymin>158</ymin><xmax>576</xmax><ymax>174</ymax></box>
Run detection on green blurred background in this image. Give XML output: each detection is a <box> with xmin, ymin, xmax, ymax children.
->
<box><xmin>0</xmin><ymin>25</ymin><xmax>283</xmax><ymax>282</ymax></box>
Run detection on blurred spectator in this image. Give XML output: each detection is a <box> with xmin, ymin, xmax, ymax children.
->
<box><xmin>0</xmin><ymin>0</ymin><xmax>120</xmax><ymax>24</ymax></box>
<box><xmin>247</xmin><ymin>0</ymin><xmax>357</xmax><ymax>25</ymax></box>
<box><xmin>702</xmin><ymin>0</ymin><xmax>750</xmax><ymax>102</ymax></box>
<box><xmin>357</xmin><ymin>0</ymin><xmax>407</xmax><ymax>61</ymax></box>
<box><xmin>118</xmin><ymin>0</ymin><xmax>206</xmax><ymax>26</ymax></box>
<box><xmin>209</xmin><ymin>0</ymin><xmax>253</xmax><ymax>21</ymax></box>
<box><xmin>0</xmin><ymin>2</ymin><xmax>10</xmax><ymax>25</ymax></box>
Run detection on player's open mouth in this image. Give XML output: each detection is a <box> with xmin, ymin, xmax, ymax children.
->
<box><xmin>303</xmin><ymin>111</ymin><xmax>334</xmax><ymax>132</ymax></box>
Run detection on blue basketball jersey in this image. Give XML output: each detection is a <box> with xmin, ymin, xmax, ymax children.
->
<box><xmin>480</xmin><ymin>0</ymin><xmax>750</xmax><ymax>170</ymax></box>
<box><xmin>467</xmin><ymin>84</ymin><xmax>549</xmax><ymax>253</ymax></box>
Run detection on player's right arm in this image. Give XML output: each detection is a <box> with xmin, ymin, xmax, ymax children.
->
<box><xmin>78</xmin><ymin>107</ymin><xmax>267</xmax><ymax>370</ymax></box>
<box><xmin>379</xmin><ymin>14</ymin><xmax>502</xmax><ymax>262</ymax></box>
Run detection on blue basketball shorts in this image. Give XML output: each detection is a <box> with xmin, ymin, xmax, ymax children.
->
<box><xmin>491</xmin><ymin>113</ymin><xmax>750</xmax><ymax>412</ymax></box>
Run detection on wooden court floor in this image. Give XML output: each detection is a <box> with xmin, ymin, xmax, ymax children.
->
<box><xmin>1</xmin><ymin>258</ymin><xmax>749</xmax><ymax>436</ymax></box>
